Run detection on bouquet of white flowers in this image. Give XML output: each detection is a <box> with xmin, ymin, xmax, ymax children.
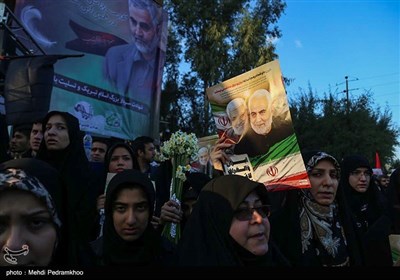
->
<box><xmin>159</xmin><ymin>130</ymin><xmax>198</xmax><ymax>244</ymax></box>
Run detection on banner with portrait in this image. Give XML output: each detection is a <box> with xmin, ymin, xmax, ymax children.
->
<box><xmin>190</xmin><ymin>135</ymin><xmax>218</xmax><ymax>178</ymax></box>
<box><xmin>13</xmin><ymin>0</ymin><xmax>168</xmax><ymax>140</ymax></box>
<box><xmin>206</xmin><ymin>60</ymin><xmax>310</xmax><ymax>191</ymax></box>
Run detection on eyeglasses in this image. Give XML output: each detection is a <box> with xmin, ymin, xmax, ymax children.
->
<box><xmin>350</xmin><ymin>170</ymin><xmax>372</xmax><ymax>178</ymax></box>
<box><xmin>233</xmin><ymin>205</ymin><xmax>271</xmax><ymax>221</ymax></box>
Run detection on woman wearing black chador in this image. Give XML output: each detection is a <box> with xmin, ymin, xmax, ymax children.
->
<box><xmin>36</xmin><ymin>111</ymin><xmax>95</xmax><ymax>264</ymax></box>
<box><xmin>340</xmin><ymin>154</ymin><xmax>392</xmax><ymax>266</ymax></box>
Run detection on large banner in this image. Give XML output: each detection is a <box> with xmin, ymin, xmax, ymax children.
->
<box><xmin>13</xmin><ymin>0</ymin><xmax>168</xmax><ymax>139</ymax></box>
<box><xmin>206</xmin><ymin>60</ymin><xmax>310</xmax><ymax>191</ymax></box>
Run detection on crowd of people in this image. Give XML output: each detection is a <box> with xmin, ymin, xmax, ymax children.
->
<box><xmin>0</xmin><ymin>109</ymin><xmax>399</xmax><ymax>270</ymax></box>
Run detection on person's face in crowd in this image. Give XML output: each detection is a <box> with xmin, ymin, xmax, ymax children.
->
<box><xmin>249</xmin><ymin>94</ymin><xmax>272</xmax><ymax>136</ymax></box>
<box><xmin>182</xmin><ymin>198</ymin><xmax>197</xmax><ymax>220</ymax></box>
<box><xmin>30</xmin><ymin>123</ymin><xmax>43</xmax><ymax>153</ymax></box>
<box><xmin>349</xmin><ymin>167</ymin><xmax>371</xmax><ymax>193</ymax></box>
<box><xmin>90</xmin><ymin>142</ymin><xmax>108</xmax><ymax>163</ymax></box>
<box><xmin>10</xmin><ymin>132</ymin><xmax>30</xmax><ymax>154</ymax></box>
<box><xmin>198</xmin><ymin>148</ymin><xmax>209</xmax><ymax>166</ymax></box>
<box><xmin>379</xmin><ymin>177</ymin><xmax>389</xmax><ymax>188</ymax></box>
<box><xmin>129</xmin><ymin>5</ymin><xmax>160</xmax><ymax>57</ymax></box>
<box><xmin>139</xmin><ymin>143</ymin><xmax>156</xmax><ymax>164</ymax></box>
<box><xmin>229</xmin><ymin>104</ymin><xmax>248</xmax><ymax>136</ymax></box>
<box><xmin>308</xmin><ymin>159</ymin><xmax>339</xmax><ymax>206</ymax></box>
<box><xmin>109</xmin><ymin>147</ymin><xmax>133</xmax><ymax>173</ymax></box>
<box><xmin>112</xmin><ymin>187</ymin><xmax>149</xmax><ymax>242</ymax></box>
<box><xmin>44</xmin><ymin>115</ymin><xmax>70</xmax><ymax>150</ymax></box>
<box><xmin>0</xmin><ymin>190</ymin><xmax>57</xmax><ymax>266</ymax></box>
<box><xmin>229</xmin><ymin>191</ymin><xmax>270</xmax><ymax>256</ymax></box>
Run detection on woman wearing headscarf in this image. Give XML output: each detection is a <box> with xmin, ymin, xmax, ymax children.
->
<box><xmin>270</xmin><ymin>151</ymin><xmax>363</xmax><ymax>266</ymax></box>
<box><xmin>340</xmin><ymin>154</ymin><xmax>392</xmax><ymax>266</ymax></box>
<box><xmin>0</xmin><ymin>158</ymin><xmax>65</xmax><ymax>266</ymax></box>
<box><xmin>175</xmin><ymin>175</ymin><xmax>289</xmax><ymax>266</ymax></box>
<box><xmin>91</xmin><ymin>142</ymin><xmax>136</xmax><ymax>240</ymax></box>
<box><xmin>36</xmin><ymin>111</ymin><xmax>95</xmax><ymax>264</ymax></box>
<box><xmin>89</xmin><ymin>169</ymin><xmax>162</xmax><ymax>266</ymax></box>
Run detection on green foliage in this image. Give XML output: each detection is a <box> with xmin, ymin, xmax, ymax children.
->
<box><xmin>390</xmin><ymin>158</ymin><xmax>400</xmax><ymax>170</ymax></box>
<box><xmin>289</xmin><ymin>86</ymin><xmax>400</xmax><ymax>164</ymax></box>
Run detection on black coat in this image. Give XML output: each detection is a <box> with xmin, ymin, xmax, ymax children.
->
<box><xmin>176</xmin><ymin>175</ymin><xmax>289</xmax><ymax>266</ymax></box>
<box><xmin>89</xmin><ymin>169</ymin><xmax>162</xmax><ymax>266</ymax></box>
<box><xmin>36</xmin><ymin>111</ymin><xmax>96</xmax><ymax>264</ymax></box>
<box><xmin>340</xmin><ymin>154</ymin><xmax>393</xmax><ymax>266</ymax></box>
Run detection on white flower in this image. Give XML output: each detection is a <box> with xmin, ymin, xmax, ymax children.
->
<box><xmin>160</xmin><ymin>130</ymin><xmax>199</xmax><ymax>160</ymax></box>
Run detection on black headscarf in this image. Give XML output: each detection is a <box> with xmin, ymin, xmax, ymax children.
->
<box><xmin>0</xmin><ymin>158</ymin><xmax>66</xmax><ymax>265</ymax></box>
<box><xmin>36</xmin><ymin>111</ymin><xmax>94</xmax><ymax>264</ymax></box>
<box><xmin>92</xmin><ymin>141</ymin><xmax>136</xmax><ymax>198</ymax></box>
<box><xmin>102</xmin><ymin>169</ymin><xmax>161</xmax><ymax>266</ymax></box>
<box><xmin>104</xmin><ymin>142</ymin><xmax>136</xmax><ymax>173</ymax></box>
<box><xmin>36</xmin><ymin>109</ymin><xmax>90</xmax><ymax>184</ymax></box>
<box><xmin>340</xmin><ymin>154</ymin><xmax>392</xmax><ymax>266</ymax></box>
<box><xmin>37</xmin><ymin>111</ymin><xmax>88</xmax><ymax>171</ymax></box>
<box><xmin>36</xmin><ymin>110</ymin><xmax>91</xmax><ymax>211</ymax></box>
<box><xmin>176</xmin><ymin>175</ymin><xmax>287</xmax><ymax>266</ymax></box>
<box><xmin>340</xmin><ymin>155</ymin><xmax>379</xmax><ymax>231</ymax></box>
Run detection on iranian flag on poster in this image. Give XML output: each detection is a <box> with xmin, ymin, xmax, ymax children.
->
<box><xmin>206</xmin><ymin>60</ymin><xmax>310</xmax><ymax>191</ymax></box>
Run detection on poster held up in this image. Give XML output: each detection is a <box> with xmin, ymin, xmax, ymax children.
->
<box><xmin>206</xmin><ymin>60</ymin><xmax>310</xmax><ymax>191</ymax></box>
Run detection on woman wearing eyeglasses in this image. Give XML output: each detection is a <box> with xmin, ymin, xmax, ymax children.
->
<box><xmin>340</xmin><ymin>154</ymin><xmax>392</xmax><ymax>266</ymax></box>
<box><xmin>270</xmin><ymin>151</ymin><xmax>363</xmax><ymax>266</ymax></box>
<box><xmin>175</xmin><ymin>175</ymin><xmax>289</xmax><ymax>266</ymax></box>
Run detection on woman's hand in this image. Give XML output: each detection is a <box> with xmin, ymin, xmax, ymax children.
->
<box><xmin>210</xmin><ymin>137</ymin><xmax>232</xmax><ymax>170</ymax></box>
<box><xmin>96</xmin><ymin>194</ymin><xmax>106</xmax><ymax>211</ymax></box>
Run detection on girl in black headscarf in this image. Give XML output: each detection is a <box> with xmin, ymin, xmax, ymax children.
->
<box><xmin>340</xmin><ymin>154</ymin><xmax>392</xmax><ymax>266</ymax></box>
<box><xmin>0</xmin><ymin>158</ymin><xmax>65</xmax><ymax>266</ymax></box>
<box><xmin>89</xmin><ymin>169</ymin><xmax>162</xmax><ymax>266</ymax></box>
<box><xmin>37</xmin><ymin>111</ymin><xmax>88</xmax><ymax>172</ymax></box>
<box><xmin>270</xmin><ymin>151</ymin><xmax>363</xmax><ymax>266</ymax></box>
<box><xmin>36</xmin><ymin>111</ymin><xmax>95</xmax><ymax>264</ymax></box>
<box><xmin>175</xmin><ymin>175</ymin><xmax>288</xmax><ymax>266</ymax></box>
<box><xmin>93</xmin><ymin>141</ymin><xmax>136</xmax><ymax>239</ymax></box>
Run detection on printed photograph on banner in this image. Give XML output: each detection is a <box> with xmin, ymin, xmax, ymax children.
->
<box><xmin>190</xmin><ymin>135</ymin><xmax>218</xmax><ymax>178</ymax></box>
<box><xmin>13</xmin><ymin>0</ymin><xmax>168</xmax><ymax>139</ymax></box>
<box><xmin>223</xmin><ymin>154</ymin><xmax>254</xmax><ymax>180</ymax></box>
<box><xmin>206</xmin><ymin>60</ymin><xmax>310</xmax><ymax>191</ymax></box>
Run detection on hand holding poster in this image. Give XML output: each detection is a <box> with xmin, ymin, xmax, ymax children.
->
<box><xmin>206</xmin><ymin>60</ymin><xmax>310</xmax><ymax>191</ymax></box>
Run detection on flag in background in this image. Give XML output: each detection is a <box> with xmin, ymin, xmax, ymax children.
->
<box><xmin>373</xmin><ymin>151</ymin><xmax>383</xmax><ymax>176</ymax></box>
<box><xmin>375</xmin><ymin>151</ymin><xmax>382</xmax><ymax>169</ymax></box>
